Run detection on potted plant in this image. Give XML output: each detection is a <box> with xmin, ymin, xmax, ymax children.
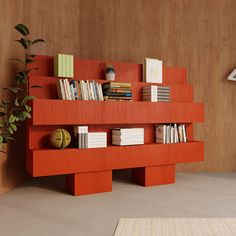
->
<box><xmin>0</xmin><ymin>24</ymin><xmax>45</xmax><ymax>154</ymax></box>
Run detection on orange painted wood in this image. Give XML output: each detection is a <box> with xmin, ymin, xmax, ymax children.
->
<box><xmin>132</xmin><ymin>165</ymin><xmax>176</xmax><ymax>186</ymax></box>
<box><xmin>66</xmin><ymin>171</ymin><xmax>112</xmax><ymax>196</ymax></box>
<box><xmin>28</xmin><ymin>124</ymin><xmax>155</xmax><ymax>149</ymax></box>
<box><xmin>31</xmin><ymin>100</ymin><xmax>204</xmax><ymax>125</ymax></box>
<box><xmin>27</xmin><ymin>141</ymin><xmax>204</xmax><ymax>177</ymax></box>
<box><xmin>29</xmin><ymin>55</ymin><xmax>187</xmax><ymax>84</ymax></box>
<box><xmin>28</xmin><ymin>76</ymin><xmax>193</xmax><ymax>102</ymax></box>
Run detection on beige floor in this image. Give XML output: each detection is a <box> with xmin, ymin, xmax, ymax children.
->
<box><xmin>0</xmin><ymin>172</ymin><xmax>236</xmax><ymax>236</ymax></box>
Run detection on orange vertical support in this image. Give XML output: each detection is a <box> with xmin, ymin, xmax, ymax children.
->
<box><xmin>66</xmin><ymin>171</ymin><xmax>112</xmax><ymax>196</ymax></box>
<box><xmin>132</xmin><ymin>165</ymin><xmax>176</xmax><ymax>187</ymax></box>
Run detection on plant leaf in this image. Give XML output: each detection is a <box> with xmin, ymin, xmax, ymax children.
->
<box><xmin>27</xmin><ymin>96</ymin><xmax>36</xmax><ymax>100</ymax></box>
<box><xmin>9</xmin><ymin>58</ymin><xmax>24</xmax><ymax>65</ymax></box>
<box><xmin>10</xmin><ymin>123</ymin><xmax>17</xmax><ymax>132</ymax></box>
<box><xmin>24</xmin><ymin>104</ymin><xmax>31</xmax><ymax>112</ymax></box>
<box><xmin>8</xmin><ymin>114</ymin><xmax>16</xmax><ymax>123</ymax></box>
<box><xmin>31</xmin><ymin>39</ymin><xmax>46</xmax><ymax>46</ymax></box>
<box><xmin>0</xmin><ymin>135</ymin><xmax>3</xmax><ymax>144</ymax></box>
<box><xmin>23</xmin><ymin>111</ymin><xmax>31</xmax><ymax>119</ymax></box>
<box><xmin>7</xmin><ymin>127</ymin><xmax>14</xmax><ymax>134</ymax></box>
<box><xmin>3</xmin><ymin>87</ymin><xmax>23</xmax><ymax>93</ymax></box>
<box><xmin>15</xmin><ymin>38</ymin><xmax>28</xmax><ymax>49</ymax></box>
<box><xmin>5</xmin><ymin>136</ymin><xmax>15</xmax><ymax>142</ymax></box>
<box><xmin>14</xmin><ymin>99</ymin><xmax>19</xmax><ymax>107</ymax></box>
<box><xmin>15</xmin><ymin>24</ymin><xmax>29</xmax><ymax>36</ymax></box>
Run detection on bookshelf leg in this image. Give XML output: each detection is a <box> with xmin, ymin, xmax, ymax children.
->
<box><xmin>66</xmin><ymin>171</ymin><xmax>112</xmax><ymax>196</ymax></box>
<box><xmin>132</xmin><ymin>165</ymin><xmax>176</xmax><ymax>187</ymax></box>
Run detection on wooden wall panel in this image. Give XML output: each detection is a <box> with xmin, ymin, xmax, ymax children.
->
<box><xmin>0</xmin><ymin>0</ymin><xmax>236</xmax><ymax>192</ymax></box>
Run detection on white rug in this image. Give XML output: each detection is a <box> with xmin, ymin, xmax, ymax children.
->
<box><xmin>114</xmin><ymin>218</ymin><xmax>236</xmax><ymax>236</ymax></box>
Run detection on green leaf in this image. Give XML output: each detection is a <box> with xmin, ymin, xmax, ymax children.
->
<box><xmin>27</xmin><ymin>96</ymin><xmax>36</xmax><ymax>100</ymax></box>
<box><xmin>15</xmin><ymin>38</ymin><xmax>28</xmax><ymax>49</ymax></box>
<box><xmin>5</xmin><ymin>136</ymin><xmax>15</xmax><ymax>142</ymax></box>
<box><xmin>15</xmin><ymin>24</ymin><xmax>29</xmax><ymax>36</ymax></box>
<box><xmin>9</xmin><ymin>58</ymin><xmax>24</xmax><ymax>65</ymax></box>
<box><xmin>23</xmin><ymin>111</ymin><xmax>31</xmax><ymax>119</ymax></box>
<box><xmin>3</xmin><ymin>87</ymin><xmax>17</xmax><ymax>93</ymax></box>
<box><xmin>31</xmin><ymin>39</ymin><xmax>46</xmax><ymax>46</ymax></box>
<box><xmin>0</xmin><ymin>135</ymin><xmax>3</xmax><ymax>144</ymax></box>
<box><xmin>31</xmin><ymin>85</ymin><xmax>42</xmax><ymax>89</ymax></box>
<box><xmin>0</xmin><ymin>121</ymin><xmax>4</xmax><ymax>128</ymax></box>
<box><xmin>7</xmin><ymin>127</ymin><xmax>14</xmax><ymax>134</ymax></box>
<box><xmin>24</xmin><ymin>104</ymin><xmax>31</xmax><ymax>112</ymax></box>
<box><xmin>18</xmin><ymin>113</ymin><xmax>26</xmax><ymax>121</ymax></box>
<box><xmin>10</xmin><ymin>123</ymin><xmax>17</xmax><ymax>132</ymax></box>
<box><xmin>3</xmin><ymin>87</ymin><xmax>23</xmax><ymax>93</ymax></box>
<box><xmin>14</xmin><ymin>99</ymin><xmax>19</xmax><ymax>107</ymax></box>
<box><xmin>8</xmin><ymin>114</ymin><xmax>16</xmax><ymax>123</ymax></box>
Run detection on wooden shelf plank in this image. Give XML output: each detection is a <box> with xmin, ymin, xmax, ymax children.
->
<box><xmin>31</xmin><ymin>99</ymin><xmax>204</xmax><ymax>125</ymax></box>
<box><xmin>26</xmin><ymin>141</ymin><xmax>204</xmax><ymax>177</ymax></box>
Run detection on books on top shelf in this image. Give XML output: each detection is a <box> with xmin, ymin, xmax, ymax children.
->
<box><xmin>102</xmin><ymin>82</ymin><xmax>132</xmax><ymax>101</ymax></box>
<box><xmin>56</xmin><ymin>79</ymin><xmax>104</xmax><ymax>101</ymax></box>
<box><xmin>143</xmin><ymin>58</ymin><xmax>162</xmax><ymax>83</ymax></box>
<box><xmin>54</xmin><ymin>54</ymin><xmax>74</xmax><ymax>78</ymax></box>
<box><xmin>112</xmin><ymin>128</ymin><xmax>144</xmax><ymax>146</ymax></box>
<box><xmin>142</xmin><ymin>85</ymin><xmax>170</xmax><ymax>102</ymax></box>
<box><xmin>73</xmin><ymin>126</ymin><xmax>107</xmax><ymax>149</ymax></box>
<box><xmin>155</xmin><ymin>124</ymin><xmax>187</xmax><ymax>144</ymax></box>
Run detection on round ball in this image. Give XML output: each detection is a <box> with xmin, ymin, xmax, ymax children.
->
<box><xmin>50</xmin><ymin>129</ymin><xmax>71</xmax><ymax>149</ymax></box>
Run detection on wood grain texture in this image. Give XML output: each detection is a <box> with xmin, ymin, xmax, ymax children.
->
<box><xmin>0</xmin><ymin>0</ymin><xmax>235</xmax><ymax>192</ymax></box>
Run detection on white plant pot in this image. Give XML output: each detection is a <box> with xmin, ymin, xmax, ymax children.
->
<box><xmin>106</xmin><ymin>72</ymin><xmax>115</xmax><ymax>81</ymax></box>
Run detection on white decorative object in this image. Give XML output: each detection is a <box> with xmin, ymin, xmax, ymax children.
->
<box><xmin>227</xmin><ymin>69</ymin><xmax>236</xmax><ymax>81</ymax></box>
<box><xmin>144</xmin><ymin>58</ymin><xmax>162</xmax><ymax>83</ymax></box>
<box><xmin>105</xmin><ymin>64</ymin><xmax>115</xmax><ymax>81</ymax></box>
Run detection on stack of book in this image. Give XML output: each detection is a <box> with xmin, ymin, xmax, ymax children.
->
<box><xmin>87</xmin><ymin>132</ymin><xmax>107</xmax><ymax>148</ymax></box>
<box><xmin>142</xmin><ymin>85</ymin><xmax>170</xmax><ymax>102</ymax></box>
<box><xmin>102</xmin><ymin>82</ymin><xmax>132</xmax><ymax>101</ymax></box>
<box><xmin>56</xmin><ymin>79</ymin><xmax>104</xmax><ymax>101</ymax></box>
<box><xmin>112</xmin><ymin>128</ymin><xmax>144</xmax><ymax>146</ymax></box>
<box><xmin>73</xmin><ymin>126</ymin><xmax>107</xmax><ymax>148</ymax></box>
<box><xmin>155</xmin><ymin>124</ymin><xmax>187</xmax><ymax>144</ymax></box>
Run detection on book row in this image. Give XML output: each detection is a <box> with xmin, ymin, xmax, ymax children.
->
<box><xmin>155</xmin><ymin>124</ymin><xmax>187</xmax><ymax>144</ymax></box>
<box><xmin>56</xmin><ymin>79</ymin><xmax>104</xmax><ymax>101</ymax></box>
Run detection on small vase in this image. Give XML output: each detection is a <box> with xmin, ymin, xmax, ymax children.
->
<box><xmin>105</xmin><ymin>64</ymin><xmax>115</xmax><ymax>81</ymax></box>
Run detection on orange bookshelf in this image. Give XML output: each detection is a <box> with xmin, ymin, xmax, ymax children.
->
<box><xmin>26</xmin><ymin>55</ymin><xmax>204</xmax><ymax>196</ymax></box>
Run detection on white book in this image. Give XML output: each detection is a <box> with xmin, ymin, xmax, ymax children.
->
<box><xmin>113</xmin><ymin>128</ymin><xmax>144</xmax><ymax>133</ymax></box>
<box><xmin>64</xmin><ymin>79</ymin><xmax>72</xmax><ymax>100</ymax></box>
<box><xmin>70</xmin><ymin>84</ymin><xmax>75</xmax><ymax>100</ymax></box>
<box><xmin>87</xmin><ymin>143</ymin><xmax>107</xmax><ymax>148</ymax></box>
<box><xmin>62</xmin><ymin>80</ymin><xmax>69</xmax><ymax>100</ymax></box>
<box><xmin>174</xmin><ymin>124</ymin><xmax>179</xmax><ymax>143</ymax></box>
<box><xmin>170</xmin><ymin>126</ymin><xmax>174</xmax><ymax>143</ymax></box>
<box><xmin>112</xmin><ymin>140</ymin><xmax>144</xmax><ymax>146</ymax></box>
<box><xmin>178</xmin><ymin>125</ymin><xmax>183</xmax><ymax>142</ymax></box>
<box><xmin>59</xmin><ymin>79</ymin><xmax>66</xmax><ymax>100</ymax></box>
<box><xmin>98</xmin><ymin>84</ymin><xmax>104</xmax><ymax>101</ymax></box>
<box><xmin>182</xmin><ymin>124</ymin><xmax>187</xmax><ymax>142</ymax></box>
<box><xmin>144</xmin><ymin>58</ymin><xmax>162</xmax><ymax>83</ymax></box>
